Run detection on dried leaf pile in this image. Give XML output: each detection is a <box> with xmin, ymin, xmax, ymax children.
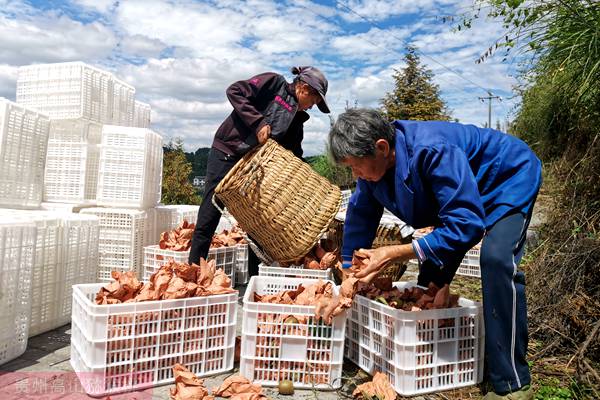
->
<box><xmin>160</xmin><ymin>220</ymin><xmax>195</xmax><ymax>251</ymax></box>
<box><xmin>95</xmin><ymin>258</ymin><xmax>235</xmax><ymax>305</ymax></box>
<box><xmin>254</xmin><ymin>278</ymin><xmax>353</xmax><ymax>324</ymax></box>
<box><xmin>212</xmin><ymin>375</ymin><xmax>267</xmax><ymax>399</ymax></box>
<box><xmin>279</xmin><ymin>242</ymin><xmax>341</xmax><ymax>271</ymax></box>
<box><xmin>356</xmin><ymin>280</ymin><xmax>459</xmax><ymax>311</ymax></box>
<box><xmin>170</xmin><ymin>363</ymin><xmax>213</xmax><ymax>400</ymax></box>
<box><xmin>353</xmin><ymin>372</ymin><xmax>396</xmax><ymax>400</ymax></box>
<box><xmin>170</xmin><ymin>365</ymin><xmax>266</xmax><ymax>400</ymax></box>
<box><xmin>159</xmin><ymin>222</ymin><xmax>247</xmax><ymax>252</ymax></box>
<box><xmin>211</xmin><ymin>225</ymin><xmax>248</xmax><ymax>248</ymax></box>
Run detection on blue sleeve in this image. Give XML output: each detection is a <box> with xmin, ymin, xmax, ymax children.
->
<box><xmin>412</xmin><ymin>145</ymin><xmax>485</xmax><ymax>268</ymax></box>
<box><xmin>341</xmin><ymin>179</ymin><xmax>383</xmax><ymax>268</ymax></box>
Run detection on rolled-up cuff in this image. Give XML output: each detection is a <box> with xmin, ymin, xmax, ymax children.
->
<box><xmin>412</xmin><ymin>239</ymin><xmax>426</xmax><ymax>264</ymax></box>
<box><xmin>415</xmin><ymin>236</ymin><xmax>443</xmax><ymax>267</ymax></box>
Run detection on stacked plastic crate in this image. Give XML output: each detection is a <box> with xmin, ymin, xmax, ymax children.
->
<box><xmin>133</xmin><ymin>100</ymin><xmax>151</xmax><ymax>128</ymax></box>
<box><xmin>0</xmin><ymin>210</ymin><xmax>100</xmax><ymax>337</ymax></box>
<box><xmin>43</xmin><ymin>119</ymin><xmax>103</xmax><ymax>204</ymax></box>
<box><xmin>0</xmin><ymin>217</ymin><xmax>37</xmax><ymax>365</ymax></box>
<box><xmin>0</xmin><ymin>98</ymin><xmax>50</xmax><ymax>209</ymax></box>
<box><xmin>16</xmin><ymin>62</ymin><xmax>162</xmax><ymax>282</ymax></box>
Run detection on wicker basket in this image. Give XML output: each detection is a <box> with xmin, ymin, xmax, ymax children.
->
<box><xmin>214</xmin><ymin>139</ymin><xmax>341</xmax><ymax>264</ymax></box>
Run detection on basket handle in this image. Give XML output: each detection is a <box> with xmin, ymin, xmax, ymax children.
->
<box><xmin>210</xmin><ymin>195</ymin><xmax>274</xmax><ymax>265</ymax></box>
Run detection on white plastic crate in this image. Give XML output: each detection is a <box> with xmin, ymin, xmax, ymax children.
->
<box><xmin>0</xmin><ymin>98</ymin><xmax>50</xmax><ymax>209</ymax></box>
<box><xmin>40</xmin><ymin>202</ymin><xmax>95</xmax><ymax>213</ymax></box>
<box><xmin>157</xmin><ymin>204</ymin><xmax>199</xmax><ymax>230</ymax></box>
<box><xmin>0</xmin><ymin>210</ymin><xmax>100</xmax><ymax>337</ymax></box>
<box><xmin>411</xmin><ymin>230</ymin><xmax>481</xmax><ymax>278</ymax></box>
<box><xmin>258</xmin><ymin>262</ymin><xmax>332</xmax><ymax>280</ymax></box>
<box><xmin>70</xmin><ymin>283</ymin><xmax>237</xmax><ymax>396</ymax></box>
<box><xmin>144</xmin><ymin>206</ymin><xmax>174</xmax><ymax>246</ymax></box>
<box><xmin>21</xmin><ymin>213</ymin><xmax>63</xmax><ymax>337</ymax></box>
<box><xmin>112</xmin><ymin>78</ymin><xmax>135</xmax><ymax>126</ymax></box>
<box><xmin>133</xmin><ymin>100</ymin><xmax>151</xmax><ymax>128</ymax></box>
<box><xmin>0</xmin><ymin>218</ymin><xmax>37</xmax><ymax>365</ymax></box>
<box><xmin>240</xmin><ymin>276</ymin><xmax>346</xmax><ymax>390</ymax></box>
<box><xmin>16</xmin><ymin>62</ymin><xmax>114</xmax><ymax>123</ymax></box>
<box><xmin>142</xmin><ymin>245</ymin><xmax>189</xmax><ymax>280</ymax></box>
<box><xmin>43</xmin><ymin>119</ymin><xmax>102</xmax><ymax>203</ymax></box>
<box><xmin>344</xmin><ymin>282</ymin><xmax>484</xmax><ymax>396</ymax></box>
<box><xmin>96</xmin><ymin>126</ymin><xmax>163</xmax><ymax>209</ymax></box>
<box><xmin>235</xmin><ymin>243</ymin><xmax>249</xmax><ymax>285</ymax></box>
<box><xmin>340</xmin><ymin>189</ymin><xmax>352</xmax><ymax>211</ymax></box>
<box><xmin>456</xmin><ymin>248</ymin><xmax>481</xmax><ymax>277</ymax></box>
<box><xmin>58</xmin><ymin>214</ymin><xmax>100</xmax><ymax>330</ymax></box>
<box><xmin>80</xmin><ymin>208</ymin><xmax>147</xmax><ymax>281</ymax></box>
<box><xmin>142</xmin><ymin>245</ymin><xmax>237</xmax><ymax>286</ymax></box>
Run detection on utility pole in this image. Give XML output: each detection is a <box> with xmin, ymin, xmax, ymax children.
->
<box><xmin>478</xmin><ymin>91</ymin><xmax>501</xmax><ymax>129</ymax></box>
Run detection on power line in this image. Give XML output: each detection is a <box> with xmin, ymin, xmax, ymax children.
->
<box><xmin>295</xmin><ymin>2</ymin><xmax>491</xmax><ymax>99</ymax></box>
<box><xmin>335</xmin><ymin>0</ymin><xmax>495</xmax><ymax>95</ymax></box>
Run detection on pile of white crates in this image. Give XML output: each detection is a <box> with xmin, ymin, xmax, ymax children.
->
<box><xmin>15</xmin><ymin>61</ymin><xmax>167</xmax><ymax>282</ymax></box>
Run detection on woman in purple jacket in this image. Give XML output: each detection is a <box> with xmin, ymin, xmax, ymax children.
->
<box><xmin>189</xmin><ymin>66</ymin><xmax>330</xmax><ymax>273</ymax></box>
<box><xmin>329</xmin><ymin>108</ymin><xmax>541</xmax><ymax>400</ymax></box>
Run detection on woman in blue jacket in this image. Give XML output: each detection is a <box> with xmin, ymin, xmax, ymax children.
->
<box><xmin>329</xmin><ymin>108</ymin><xmax>541</xmax><ymax>400</ymax></box>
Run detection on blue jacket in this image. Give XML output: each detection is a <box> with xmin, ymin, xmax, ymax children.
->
<box><xmin>342</xmin><ymin>120</ymin><xmax>542</xmax><ymax>269</ymax></box>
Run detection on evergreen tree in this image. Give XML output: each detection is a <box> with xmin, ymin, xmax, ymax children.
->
<box><xmin>381</xmin><ymin>46</ymin><xmax>451</xmax><ymax>121</ymax></box>
<box><xmin>161</xmin><ymin>137</ymin><xmax>201</xmax><ymax>205</ymax></box>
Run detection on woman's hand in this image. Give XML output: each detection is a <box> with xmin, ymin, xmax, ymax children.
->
<box><xmin>353</xmin><ymin>247</ymin><xmax>393</xmax><ymax>282</ymax></box>
<box><xmin>354</xmin><ymin>244</ymin><xmax>414</xmax><ymax>282</ymax></box>
<box><xmin>257</xmin><ymin>124</ymin><xmax>271</xmax><ymax>144</ymax></box>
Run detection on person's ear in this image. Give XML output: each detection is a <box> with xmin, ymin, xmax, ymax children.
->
<box><xmin>375</xmin><ymin>139</ymin><xmax>390</xmax><ymax>157</ymax></box>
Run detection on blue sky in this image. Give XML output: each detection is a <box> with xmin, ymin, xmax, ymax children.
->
<box><xmin>0</xmin><ymin>0</ymin><xmax>521</xmax><ymax>155</ymax></box>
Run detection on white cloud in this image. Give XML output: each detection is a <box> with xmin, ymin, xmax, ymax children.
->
<box><xmin>0</xmin><ymin>0</ymin><xmax>521</xmax><ymax>155</ymax></box>
<box><xmin>120</xmin><ymin>34</ymin><xmax>167</xmax><ymax>59</ymax></box>
<box><xmin>0</xmin><ymin>64</ymin><xmax>18</xmax><ymax>100</ymax></box>
<box><xmin>70</xmin><ymin>0</ymin><xmax>116</xmax><ymax>14</ymax></box>
<box><xmin>0</xmin><ymin>13</ymin><xmax>117</xmax><ymax>65</ymax></box>
<box><xmin>339</xmin><ymin>0</ymin><xmax>474</xmax><ymax>22</ymax></box>
<box><xmin>331</xmin><ymin>27</ymin><xmax>413</xmax><ymax>63</ymax></box>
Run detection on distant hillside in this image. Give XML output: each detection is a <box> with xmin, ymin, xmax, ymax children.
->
<box><xmin>184</xmin><ymin>147</ymin><xmax>210</xmax><ymax>177</ymax></box>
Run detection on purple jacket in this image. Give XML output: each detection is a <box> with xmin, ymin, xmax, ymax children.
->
<box><xmin>212</xmin><ymin>72</ymin><xmax>309</xmax><ymax>158</ymax></box>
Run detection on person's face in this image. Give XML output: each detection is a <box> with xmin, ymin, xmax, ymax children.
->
<box><xmin>296</xmin><ymin>83</ymin><xmax>321</xmax><ymax>111</ymax></box>
<box><xmin>341</xmin><ymin>139</ymin><xmax>393</xmax><ymax>182</ymax></box>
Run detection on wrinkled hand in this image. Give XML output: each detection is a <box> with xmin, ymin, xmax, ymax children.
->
<box><xmin>354</xmin><ymin>247</ymin><xmax>395</xmax><ymax>281</ymax></box>
<box><xmin>257</xmin><ymin>124</ymin><xmax>271</xmax><ymax>144</ymax></box>
<box><xmin>314</xmin><ymin>295</ymin><xmax>340</xmax><ymax>324</ymax></box>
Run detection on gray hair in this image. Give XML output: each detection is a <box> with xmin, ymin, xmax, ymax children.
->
<box><xmin>328</xmin><ymin>108</ymin><xmax>395</xmax><ymax>163</ymax></box>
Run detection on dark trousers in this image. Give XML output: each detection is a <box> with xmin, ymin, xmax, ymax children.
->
<box><xmin>480</xmin><ymin>211</ymin><xmax>532</xmax><ymax>394</ymax></box>
<box><xmin>189</xmin><ymin>148</ymin><xmax>261</xmax><ymax>279</ymax></box>
<box><xmin>417</xmin><ymin>208</ymin><xmax>534</xmax><ymax>394</ymax></box>
<box><xmin>189</xmin><ymin>148</ymin><xmax>238</xmax><ymax>264</ymax></box>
